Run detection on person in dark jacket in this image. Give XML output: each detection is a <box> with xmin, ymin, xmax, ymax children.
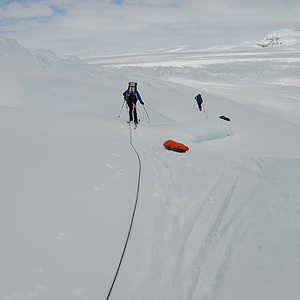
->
<box><xmin>195</xmin><ymin>94</ymin><xmax>203</xmax><ymax>111</ymax></box>
<box><xmin>123</xmin><ymin>82</ymin><xmax>144</xmax><ymax>125</ymax></box>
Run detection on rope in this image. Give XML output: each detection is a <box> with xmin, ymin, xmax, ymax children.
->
<box><xmin>105</xmin><ymin>123</ymin><xmax>142</xmax><ymax>300</ymax></box>
<box><xmin>138</xmin><ymin>108</ymin><xmax>165</xmax><ymax>140</ymax></box>
<box><xmin>142</xmin><ymin>105</ymin><xmax>151</xmax><ymax>123</ymax></box>
<box><xmin>145</xmin><ymin>104</ymin><xmax>177</xmax><ymax>122</ymax></box>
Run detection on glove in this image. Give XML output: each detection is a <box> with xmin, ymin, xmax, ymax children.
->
<box><xmin>141</xmin><ymin>101</ymin><xmax>144</xmax><ymax>105</ymax></box>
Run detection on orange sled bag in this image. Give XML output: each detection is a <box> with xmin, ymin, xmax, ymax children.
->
<box><xmin>163</xmin><ymin>140</ymin><xmax>176</xmax><ymax>150</ymax></box>
<box><xmin>173</xmin><ymin>142</ymin><xmax>189</xmax><ymax>153</ymax></box>
<box><xmin>163</xmin><ymin>140</ymin><xmax>189</xmax><ymax>153</ymax></box>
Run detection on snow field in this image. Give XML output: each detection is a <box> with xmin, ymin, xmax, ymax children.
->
<box><xmin>1</xmin><ymin>32</ymin><xmax>300</xmax><ymax>300</ymax></box>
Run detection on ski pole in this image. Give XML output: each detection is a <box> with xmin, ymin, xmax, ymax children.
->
<box><xmin>118</xmin><ymin>100</ymin><xmax>125</xmax><ymax>118</ymax></box>
<box><xmin>143</xmin><ymin>105</ymin><xmax>151</xmax><ymax>123</ymax></box>
<box><xmin>202</xmin><ymin>103</ymin><xmax>208</xmax><ymax>119</ymax></box>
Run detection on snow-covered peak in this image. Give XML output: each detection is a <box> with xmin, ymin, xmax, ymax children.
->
<box><xmin>258</xmin><ymin>28</ymin><xmax>300</xmax><ymax>47</ymax></box>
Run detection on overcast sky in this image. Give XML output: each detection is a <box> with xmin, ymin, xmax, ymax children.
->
<box><xmin>0</xmin><ymin>0</ymin><xmax>299</xmax><ymax>57</ymax></box>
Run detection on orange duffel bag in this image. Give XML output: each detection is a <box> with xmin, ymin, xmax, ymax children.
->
<box><xmin>163</xmin><ymin>140</ymin><xmax>189</xmax><ymax>153</ymax></box>
<box><xmin>173</xmin><ymin>142</ymin><xmax>189</xmax><ymax>153</ymax></box>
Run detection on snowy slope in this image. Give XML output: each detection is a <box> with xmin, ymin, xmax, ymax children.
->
<box><xmin>1</xmin><ymin>33</ymin><xmax>300</xmax><ymax>300</ymax></box>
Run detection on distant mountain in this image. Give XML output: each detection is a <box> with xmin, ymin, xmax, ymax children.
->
<box><xmin>258</xmin><ymin>28</ymin><xmax>300</xmax><ymax>47</ymax></box>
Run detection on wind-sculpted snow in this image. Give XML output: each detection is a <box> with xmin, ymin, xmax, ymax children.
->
<box><xmin>0</xmin><ymin>36</ymin><xmax>102</xmax><ymax>79</ymax></box>
<box><xmin>34</xmin><ymin>49</ymin><xmax>102</xmax><ymax>79</ymax></box>
<box><xmin>0</xmin><ymin>36</ymin><xmax>41</xmax><ymax>67</ymax></box>
<box><xmin>190</xmin><ymin>121</ymin><xmax>232</xmax><ymax>143</ymax></box>
<box><xmin>1</xmin><ymin>34</ymin><xmax>300</xmax><ymax>300</ymax></box>
<box><xmin>157</xmin><ymin>120</ymin><xmax>233</xmax><ymax>144</ymax></box>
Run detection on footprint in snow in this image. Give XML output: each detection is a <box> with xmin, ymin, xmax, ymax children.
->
<box><xmin>26</xmin><ymin>265</ymin><xmax>45</xmax><ymax>273</ymax></box>
<box><xmin>4</xmin><ymin>282</ymin><xmax>47</xmax><ymax>300</ymax></box>
<box><xmin>94</xmin><ymin>184</ymin><xmax>105</xmax><ymax>192</ymax></box>
<box><xmin>117</xmin><ymin>169</ymin><xmax>124</xmax><ymax>175</ymax></box>
<box><xmin>105</xmin><ymin>163</ymin><xmax>117</xmax><ymax>169</ymax></box>
<box><xmin>105</xmin><ymin>163</ymin><xmax>124</xmax><ymax>175</ymax></box>
<box><xmin>55</xmin><ymin>231</ymin><xmax>69</xmax><ymax>240</ymax></box>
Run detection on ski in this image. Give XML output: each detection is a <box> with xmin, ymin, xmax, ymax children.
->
<box><xmin>127</xmin><ymin>119</ymin><xmax>140</xmax><ymax>129</ymax></box>
<box><xmin>134</xmin><ymin>119</ymin><xmax>141</xmax><ymax>129</ymax></box>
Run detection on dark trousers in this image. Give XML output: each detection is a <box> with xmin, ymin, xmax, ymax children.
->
<box><xmin>127</xmin><ymin>100</ymin><xmax>138</xmax><ymax>123</ymax></box>
<box><xmin>196</xmin><ymin>101</ymin><xmax>202</xmax><ymax>111</ymax></box>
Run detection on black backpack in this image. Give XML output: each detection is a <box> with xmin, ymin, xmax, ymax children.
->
<box><xmin>126</xmin><ymin>82</ymin><xmax>138</xmax><ymax>102</ymax></box>
<box><xmin>127</xmin><ymin>92</ymin><xmax>137</xmax><ymax>103</ymax></box>
<box><xmin>196</xmin><ymin>94</ymin><xmax>202</xmax><ymax>102</ymax></box>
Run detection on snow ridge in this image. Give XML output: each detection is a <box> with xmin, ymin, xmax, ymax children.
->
<box><xmin>0</xmin><ymin>36</ymin><xmax>102</xmax><ymax>79</ymax></box>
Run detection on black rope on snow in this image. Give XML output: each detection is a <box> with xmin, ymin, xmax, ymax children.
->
<box><xmin>105</xmin><ymin>123</ymin><xmax>142</xmax><ymax>300</ymax></box>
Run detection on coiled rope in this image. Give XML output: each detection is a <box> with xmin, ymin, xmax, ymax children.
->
<box><xmin>105</xmin><ymin>123</ymin><xmax>142</xmax><ymax>300</ymax></box>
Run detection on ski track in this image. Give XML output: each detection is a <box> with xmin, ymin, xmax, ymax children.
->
<box><xmin>129</xmin><ymin>123</ymin><xmax>267</xmax><ymax>300</ymax></box>
<box><xmin>184</xmin><ymin>162</ymin><xmax>242</xmax><ymax>300</ymax></box>
<box><xmin>132</xmin><ymin>127</ymin><xmax>185</xmax><ymax>299</ymax></box>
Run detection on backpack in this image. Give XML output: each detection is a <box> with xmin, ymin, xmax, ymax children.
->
<box><xmin>126</xmin><ymin>81</ymin><xmax>138</xmax><ymax>102</ymax></box>
<box><xmin>127</xmin><ymin>92</ymin><xmax>137</xmax><ymax>103</ymax></box>
<box><xmin>128</xmin><ymin>81</ymin><xmax>137</xmax><ymax>94</ymax></box>
<box><xmin>196</xmin><ymin>94</ymin><xmax>202</xmax><ymax>102</ymax></box>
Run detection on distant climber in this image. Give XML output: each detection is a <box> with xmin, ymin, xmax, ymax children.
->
<box><xmin>123</xmin><ymin>82</ymin><xmax>144</xmax><ymax>125</ymax></box>
<box><xmin>195</xmin><ymin>94</ymin><xmax>203</xmax><ymax>111</ymax></box>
